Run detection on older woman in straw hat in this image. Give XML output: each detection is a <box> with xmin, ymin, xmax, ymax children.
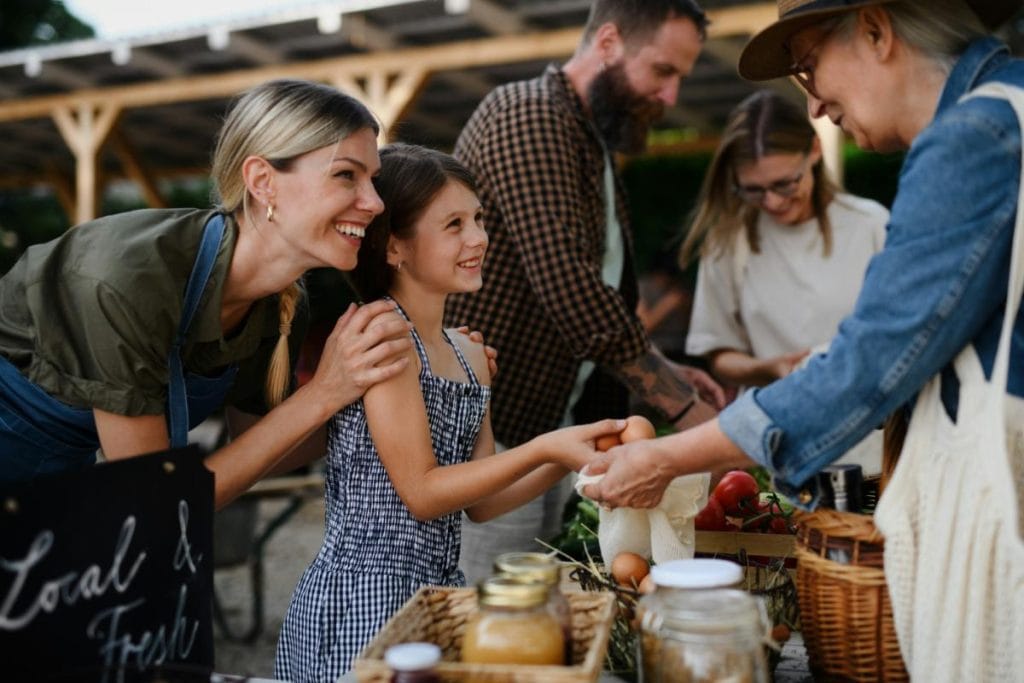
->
<box><xmin>584</xmin><ymin>1</ymin><xmax>1024</xmax><ymax>678</ymax></box>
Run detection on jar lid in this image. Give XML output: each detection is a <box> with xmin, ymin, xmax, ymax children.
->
<box><xmin>477</xmin><ymin>576</ymin><xmax>549</xmax><ymax>608</ymax></box>
<box><xmin>385</xmin><ymin>642</ymin><xmax>442</xmax><ymax>671</ymax></box>
<box><xmin>649</xmin><ymin>559</ymin><xmax>744</xmax><ymax>589</ymax></box>
<box><xmin>493</xmin><ymin>552</ymin><xmax>559</xmax><ymax>585</ymax></box>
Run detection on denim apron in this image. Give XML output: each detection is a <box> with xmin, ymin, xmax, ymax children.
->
<box><xmin>0</xmin><ymin>214</ymin><xmax>237</xmax><ymax>485</ymax></box>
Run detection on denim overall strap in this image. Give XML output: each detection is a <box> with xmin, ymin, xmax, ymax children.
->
<box><xmin>167</xmin><ymin>214</ymin><xmax>225</xmax><ymax>448</ymax></box>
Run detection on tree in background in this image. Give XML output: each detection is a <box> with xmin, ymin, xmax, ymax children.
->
<box><xmin>0</xmin><ymin>0</ymin><xmax>94</xmax><ymax>49</ymax></box>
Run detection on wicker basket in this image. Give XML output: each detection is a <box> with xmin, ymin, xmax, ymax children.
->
<box><xmin>353</xmin><ymin>586</ymin><xmax>616</xmax><ymax>683</ymax></box>
<box><xmin>794</xmin><ymin>508</ymin><xmax>907</xmax><ymax>682</ymax></box>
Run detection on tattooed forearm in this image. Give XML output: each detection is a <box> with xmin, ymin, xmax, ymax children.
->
<box><xmin>609</xmin><ymin>346</ymin><xmax>697</xmax><ymax>419</ymax></box>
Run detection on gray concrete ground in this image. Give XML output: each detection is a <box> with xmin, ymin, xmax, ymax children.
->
<box><xmin>210</xmin><ymin>495</ymin><xmax>812</xmax><ymax>682</ymax></box>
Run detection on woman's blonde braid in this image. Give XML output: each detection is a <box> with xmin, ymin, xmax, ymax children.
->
<box><xmin>265</xmin><ymin>281</ymin><xmax>302</xmax><ymax>407</ymax></box>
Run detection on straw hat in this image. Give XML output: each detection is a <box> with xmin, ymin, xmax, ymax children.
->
<box><xmin>738</xmin><ymin>0</ymin><xmax>1023</xmax><ymax>81</ymax></box>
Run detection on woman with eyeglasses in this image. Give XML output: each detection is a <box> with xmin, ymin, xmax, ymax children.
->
<box><xmin>680</xmin><ymin>90</ymin><xmax>887</xmax><ymax>394</ymax></box>
<box><xmin>583</xmin><ymin>1</ymin><xmax>1024</xmax><ymax>677</ymax></box>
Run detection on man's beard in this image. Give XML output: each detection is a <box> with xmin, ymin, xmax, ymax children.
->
<box><xmin>587</xmin><ymin>61</ymin><xmax>665</xmax><ymax>154</ymax></box>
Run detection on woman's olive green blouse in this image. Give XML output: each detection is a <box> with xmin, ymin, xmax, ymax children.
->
<box><xmin>0</xmin><ymin>208</ymin><xmax>306</xmax><ymax>417</ymax></box>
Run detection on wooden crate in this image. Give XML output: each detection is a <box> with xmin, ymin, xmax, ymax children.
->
<box><xmin>695</xmin><ymin>530</ymin><xmax>796</xmax><ymax>558</ymax></box>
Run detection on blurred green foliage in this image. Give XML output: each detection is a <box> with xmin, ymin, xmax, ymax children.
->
<box><xmin>622</xmin><ymin>146</ymin><xmax>905</xmax><ymax>277</ymax></box>
<box><xmin>843</xmin><ymin>144</ymin><xmax>905</xmax><ymax>209</ymax></box>
<box><xmin>0</xmin><ymin>179</ymin><xmax>215</xmax><ymax>274</ymax></box>
<box><xmin>0</xmin><ymin>192</ymin><xmax>69</xmax><ymax>273</ymax></box>
<box><xmin>622</xmin><ymin>152</ymin><xmax>712</xmax><ymax>279</ymax></box>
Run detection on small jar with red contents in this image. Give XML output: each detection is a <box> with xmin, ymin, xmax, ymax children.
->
<box><xmin>385</xmin><ymin>642</ymin><xmax>442</xmax><ymax>683</ymax></box>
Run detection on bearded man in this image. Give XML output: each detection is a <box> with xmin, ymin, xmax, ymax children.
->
<box><xmin>445</xmin><ymin>0</ymin><xmax>726</xmax><ymax>583</ymax></box>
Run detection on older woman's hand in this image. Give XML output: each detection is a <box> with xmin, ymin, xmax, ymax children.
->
<box><xmin>581</xmin><ymin>439</ymin><xmax>676</xmax><ymax>509</ymax></box>
<box><xmin>582</xmin><ymin>420</ymin><xmax>757</xmax><ymax>509</ymax></box>
<box><xmin>310</xmin><ymin>300</ymin><xmax>413</xmax><ymax>411</ymax></box>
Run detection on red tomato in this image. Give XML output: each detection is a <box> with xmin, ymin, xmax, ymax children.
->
<box><xmin>694</xmin><ymin>496</ymin><xmax>728</xmax><ymax>531</ymax></box>
<box><xmin>712</xmin><ymin>470</ymin><xmax>760</xmax><ymax>515</ymax></box>
<box><xmin>761</xmin><ymin>499</ymin><xmax>793</xmax><ymax>534</ymax></box>
<box><xmin>768</xmin><ymin>515</ymin><xmax>792</xmax><ymax>534</ymax></box>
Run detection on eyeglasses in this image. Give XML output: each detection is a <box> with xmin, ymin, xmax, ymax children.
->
<box><xmin>784</xmin><ymin>25</ymin><xmax>837</xmax><ymax>100</ymax></box>
<box><xmin>733</xmin><ymin>157</ymin><xmax>812</xmax><ymax>205</ymax></box>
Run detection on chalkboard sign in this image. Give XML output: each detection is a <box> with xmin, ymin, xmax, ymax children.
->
<box><xmin>0</xmin><ymin>446</ymin><xmax>214</xmax><ymax>682</ymax></box>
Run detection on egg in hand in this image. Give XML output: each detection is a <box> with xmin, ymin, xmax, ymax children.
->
<box><xmin>595</xmin><ymin>415</ymin><xmax>656</xmax><ymax>451</ymax></box>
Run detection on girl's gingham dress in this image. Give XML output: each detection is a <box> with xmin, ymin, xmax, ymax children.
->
<box><xmin>275</xmin><ymin>306</ymin><xmax>490</xmax><ymax>683</ymax></box>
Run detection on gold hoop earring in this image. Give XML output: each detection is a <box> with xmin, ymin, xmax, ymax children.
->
<box><xmin>266</xmin><ymin>203</ymin><xmax>275</xmax><ymax>223</ymax></box>
<box><xmin>396</xmin><ymin>261</ymin><xmax>404</xmax><ymax>272</ymax></box>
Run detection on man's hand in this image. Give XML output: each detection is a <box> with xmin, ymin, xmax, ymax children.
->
<box><xmin>767</xmin><ymin>349</ymin><xmax>811</xmax><ymax>380</ymax></box>
<box><xmin>611</xmin><ymin>347</ymin><xmax>725</xmax><ymax>432</ymax></box>
<box><xmin>673</xmin><ymin>363</ymin><xmax>726</xmax><ymax>409</ymax></box>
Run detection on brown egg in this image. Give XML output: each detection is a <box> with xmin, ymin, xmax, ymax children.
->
<box><xmin>620</xmin><ymin>415</ymin><xmax>656</xmax><ymax>443</ymax></box>
<box><xmin>638</xmin><ymin>573</ymin><xmax>657</xmax><ymax>595</ymax></box>
<box><xmin>595</xmin><ymin>433</ymin><xmax>622</xmax><ymax>452</ymax></box>
<box><xmin>610</xmin><ymin>551</ymin><xmax>650</xmax><ymax>587</ymax></box>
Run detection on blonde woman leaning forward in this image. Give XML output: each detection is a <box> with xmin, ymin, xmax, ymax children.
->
<box><xmin>584</xmin><ymin>1</ymin><xmax>1024</xmax><ymax>679</ymax></box>
<box><xmin>681</xmin><ymin>89</ymin><xmax>887</xmax><ymax>472</ymax></box>
<box><xmin>0</xmin><ymin>80</ymin><xmax>430</xmax><ymax>508</ymax></box>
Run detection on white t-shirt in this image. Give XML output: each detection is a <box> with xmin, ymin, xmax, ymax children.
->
<box><xmin>686</xmin><ymin>193</ymin><xmax>889</xmax><ymax>474</ymax></box>
<box><xmin>686</xmin><ymin>193</ymin><xmax>888</xmax><ymax>360</ymax></box>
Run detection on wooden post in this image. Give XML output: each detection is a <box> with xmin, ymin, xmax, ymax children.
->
<box><xmin>51</xmin><ymin>102</ymin><xmax>121</xmax><ymax>224</ymax></box>
<box><xmin>811</xmin><ymin>114</ymin><xmax>845</xmax><ymax>187</ymax></box>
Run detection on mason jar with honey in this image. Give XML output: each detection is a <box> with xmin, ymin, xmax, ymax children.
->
<box><xmin>492</xmin><ymin>551</ymin><xmax>573</xmax><ymax>663</ymax></box>
<box><xmin>461</xmin><ymin>577</ymin><xmax>564</xmax><ymax>666</ymax></box>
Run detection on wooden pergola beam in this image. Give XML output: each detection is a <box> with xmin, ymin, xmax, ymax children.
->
<box><xmin>3</xmin><ymin>3</ymin><xmax>783</xmax><ymax>220</ymax></box>
<box><xmin>706</xmin><ymin>2</ymin><xmax>778</xmax><ymax>37</ymax></box>
<box><xmin>0</xmin><ymin>3</ymin><xmax>776</xmax><ymax>124</ymax></box>
<box><xmin>465</xmin><ymin>0</ymin><xmax>530</xmax><ymax>35</ymax></box>
<box><xmin>0</xmin><ymin>29</ymin><xmax>583</xmax><ymax>124</ymax></box>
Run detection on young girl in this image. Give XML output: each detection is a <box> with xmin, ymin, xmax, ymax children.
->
<box><xmin>275</xmin><ymin>144</ymin><xmax>621</xmax><ymax>681</ymax></box>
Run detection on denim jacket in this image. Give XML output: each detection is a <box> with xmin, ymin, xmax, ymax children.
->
<box><xmin>720</xmin><ymin>37</ymin><xmax>1024</xmax><ymax>503</ymax></box>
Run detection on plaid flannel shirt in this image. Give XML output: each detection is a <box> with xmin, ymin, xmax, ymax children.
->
<box><xmin>445</xmin><ymin>65</ymin><xmax>650</xmax><ymax>447</ymax></box>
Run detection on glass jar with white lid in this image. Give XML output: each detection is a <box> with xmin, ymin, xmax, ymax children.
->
<box><xmin>638</xmin><ymin>559</ymin><xmax>768</xmax><ymax>683</ymax></box>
